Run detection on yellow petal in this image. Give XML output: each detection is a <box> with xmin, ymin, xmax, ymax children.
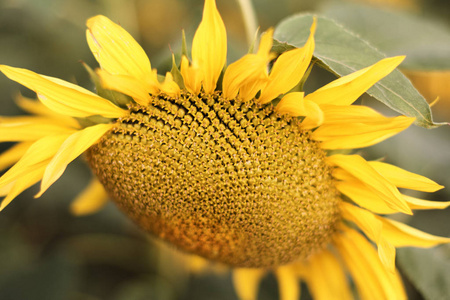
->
<box><xmin>185</xmin><ymin>255</ymin><xmax>209</xmax><ymax>274</ymax></box>
<box><xmin>0</xmin><ymin>182</ymin><xmax>14</xmax><ymax>197</ymax></box>
<box><xmin>317</xmin><ymin>103</ymin><xmax>381</xmax><ymax>122</ymax></box>
<box><xmin>238</xmin><ymin>79</ymin><xmax>268</xmax><ymax>102</ymax></box>
<box><xmin>15</xmin><ymin>93</ymin><xmax>55</xmax><ymax>115</ymax></box>
<box><xmin>0</xmin><ymin>160</ymin><xmax>48</xmax><ymax>211</ymax></box>
<box><xmin>0</xmin><ymin>134</ymin><xmax>71</xmax><ymax>188</ymax></box>
<box><xmin>340</xmin><ymin>202</ymin><xmax>396</xmax><ymax>273</ymax></box>
<box><xmin>337</xmin><ymin>178</ymin><xmax>450</xmax><ymax>214</ymax></box>
<box><xmin>0</xmin><ymin>119</ymin><xmax>75</xmax><ymax>142</ymax></box>
<box><xmin>86</xmin><ymin>15</ymin><xmax>152</xmax><ymax>79</ymax></box>
<box><xmin>191</xmin><ymin>0</ymin><xmax>227</xmax><ymax>93</ymax></box>
<box><xmin>232</xmin><ymin>268</ymin><xmax>266</xmax><ymax>300</ymax></box>
<box><xmin>336</xmin><ymin>179</ymin><xmax>399</xmax><ymax>214</ymax></box>
<box><xmin>301</xmin><ymin>250</ymin><xmax>352</xmax><ymax>300</ymax></box>
<box><xmin>369</xmin><ymin>161</ymin><xmax>444</xmax><ymax>192</ymax></box>
<box><xmin>0</xmin><ymin>142</ymin><xmax>32</xmax><ymax>171</ymax></box>
<box><xmin>97</xmin><ymin>69</ymin><xmax>153</xmax><ymax>105</ymax></box>
<box><xmin>314</xmin><ymin>117</ymin><xmax>414</xmax><ymax>149</ymax></box>
<box><xmin>275</xmin><ymin>92</ymin><xmax>324</xmax><ymax>128</ymax></box>
<box><xmin>313</xmin><ymin>105</ymin><xmax>415</xmax><ymax>149</ymax></box>
<box><xmin>0</xmin><ymin>65</ymin><xmax>127</xmax><ymax>118</ymax></box>
<box><xmin>378</xmin><ymin>217</ymin><xmax>450</xmax><ymax>247</ymax></box>
<box><xmin>180</xmin><ymin>56</ymin><xmax>202</xmax><ymax>94</ymax></box>
<box><xmin>328</xmin><ymin>154</ymin><xmax>412</xmax><ymax>214</ymax></box>
<box><xmin>222</xmin><ymin>29</ymin><xmax>273</xmax><ymax>100</ymax></box>
<box><xmin>305</xmin><ymin>56</ymin><xmax>405</xmax><ymax>106</ymax></box>
<box><xmin>258</xmin><ymin>18</ymin><xmax>316</xmax><ymax>104</ymax></box>
<box><xmin>222</xmin><ymin>54</ymin><xmax>268</xmax><ymax>100</ymax></box>
<box><xmin>160</xmin><ymin>72</ymin><xmax>180</xmax><ymax>97</ymax></box>
<box><xmin>275</xmin><ymin>265</ymin><xmax>299</xmax><ymax>300</ymax></box>
<box><xmin>70</xmin><ymin>178</ymin><xmax>108</xmax><ymax>215</ymax></box>
<box><xmin>37</xmin><ymin>123</ymin><xmax>113</xmax><ymax>197</ymax></box>
<box><xmin>403</xmin><ymin>194</ymin><xmax>450</xmax><ymax>210</ymax></box>
<box><xmin>341</xmin><ymin>202</ymin><xmax>382</xmax><ymax>241</ymax></box>
<box><xmin>237</xmin><ymin>30</ymin><xmax>277</xmax><ymax>102</ymax></box>
<box><xmin>15</xmin><ymin>94</ymin><xmax>81</xmax><ymax>128</ymax></box>
<box><xmin>334</xmin><ymin>226</ymin><xmax>406</xmax><ymax>300</ymax></box>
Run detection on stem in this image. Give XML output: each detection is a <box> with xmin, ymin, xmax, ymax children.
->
<box><xmin>236</xmin><ymin>0</ymin><xmax>258</xmax><ymax>47</ymax></box>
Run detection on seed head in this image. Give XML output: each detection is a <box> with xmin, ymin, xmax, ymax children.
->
<box><xmin>87</xmin><ymin>92</ymin><xmax>340</xmax><ymax>267</ymax></box>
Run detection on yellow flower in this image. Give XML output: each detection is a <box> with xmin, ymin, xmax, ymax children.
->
<box><xmin>0</xmin><ymin>0</ymin><xmax>449</xmax><ymax>299</ymax></box>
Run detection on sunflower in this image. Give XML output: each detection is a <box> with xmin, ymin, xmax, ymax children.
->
<box><xmin>1</xmin><ymin>0</ymin><xmax>449</xmax><ymax>299</ymax></box>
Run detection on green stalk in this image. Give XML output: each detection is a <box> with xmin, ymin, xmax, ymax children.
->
<box><xmin>236</xmin><ymin>0</ymin><xmax>258</xmax><ymax>47</ymax></box>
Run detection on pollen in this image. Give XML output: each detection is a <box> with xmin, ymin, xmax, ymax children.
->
<box><xmin>86</xmin><ymin>92</ymin><xmax>341</xmax><ymax>268</ymax></box>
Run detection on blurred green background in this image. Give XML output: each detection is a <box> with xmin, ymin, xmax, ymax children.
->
<box><xmin>1</xmin><ymin>0</ymin><xmax>450</xmax><ymax>299</ymax></box>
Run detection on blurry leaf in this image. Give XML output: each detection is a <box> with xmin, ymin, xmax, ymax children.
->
<box><xmin>0</xmin><ymin>233</ymin><xmax>36</xmax><ymax>283</ymax></box>
<box><xmin>273</xmin><ymin>14</ymin><xmax>444</xmax><ymax>128</ymax></box>
<box><xmin>398</xmin><ymin>246</ymin><xmax>450</xmax><ymax>300</ymax></box>
<box><xmin>0</xmin><ymin>254</ymin><xmax>80</xmax><ymax>300</ymax></box>
<box><xmin>322</xmin><ymin>3</ymin><xmax>450</xmax><ymax>70</ymax></box>
<box><xmin>114</xmin><ymin>277</ymin><xmax>175</xmax><ymax>300</ymax></box>
<box><xmin>59</xmin><ymin>234</ymin><xmax>155</xmax><ymax>272</ymax></box>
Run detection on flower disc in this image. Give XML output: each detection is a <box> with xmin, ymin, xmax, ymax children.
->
<box><xmin>86</xmin><ymin>92</ymin><xmax>341</xmax><ymax>268</ymax></box>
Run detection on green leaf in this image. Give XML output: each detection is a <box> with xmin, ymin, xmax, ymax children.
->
<box><xmin>322</xmin><ymin>3</ymin><xmax>450</xmax><ymax>70</ymax></box>
<box><xmin>170</xmin><ymin>55</ymin><xmax>185</xmax><ymax>90</ymax></box>
<box><xmin>273</xmin><ymin>14</ymin><xmax>444</xmax><ymax>128</ymax></box>
<box><xmin>398</xmin><ymin>246</ymin><xmax>450</xmax><ymax>300</ymax></box>
<box><xmin>82</xmin><ymin>62</ymin><xmax>131</xmax><ymax>108</ymax></box>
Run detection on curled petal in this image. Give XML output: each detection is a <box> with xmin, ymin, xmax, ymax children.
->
<box><xmin>180</xmin><ymin>56</ymin><xmax>202</xmax><ymax>94</ymax></box>
<box><xmin>222</xmin><ymin>29</ymin><xmax>273</xmax><ymax>100</ymax></box>
<box><xmin>160</xmin><ymin>72</ymin><xmax>181</xmax><ymax>97</ymax></box>
<box><xmin>258</xmin><ymin>18</ymin><xmax>316</xmax><ymax>104</ymax></box>
<box><xmin>222</xmin><ymin>54</ymin><xmax>268</xmax><ymax>99</ymax></box>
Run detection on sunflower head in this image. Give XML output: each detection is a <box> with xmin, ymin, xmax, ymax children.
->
<box><xmin>86</xmin><ymin>91</ymin><xmax>340</xmax><ymax>267</ymax></box>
